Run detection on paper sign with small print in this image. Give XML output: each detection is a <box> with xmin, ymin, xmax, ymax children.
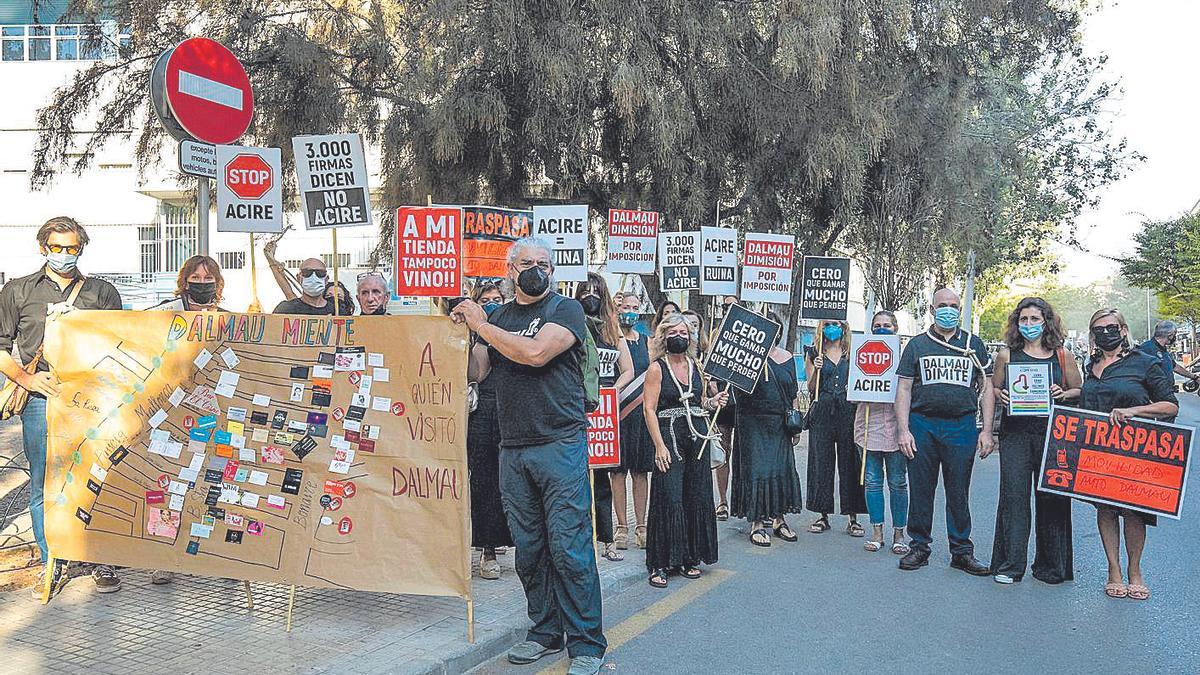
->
<box><xmin>658</xmin><ymin>231</ymin><xmax>701</xmax><ymax>292</ymax></box>
<box><xmin>1008</xmin><ymin>363</ymin><xmax>1052</xmax><ymax>416</ymax></box>
<box><xmin>394</xmin><ymin>206</ymin><xmax>463</xmax><ymax>297</ymax></box>
<box><xmin>291</xmin><ymin>133</ymin><xmax>373</xmax><ymax>229</ymax></box>
<box><xmin>532</xmin><ymin>204</ymin><xmax>588</xmax><ymax>282</ymax></box>
<box><xmin>606</xmin><ymin>209</ymin><xmax>659</xmax><ymax>274</ymax></box>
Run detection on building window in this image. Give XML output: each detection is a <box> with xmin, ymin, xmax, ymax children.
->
<box><xmin>0</xmin><ymin>22</ymin><xmax>129</xmax><ymax>61</ymax></box>
<box><xmin>320</xmin><ymin>253</ymin><xmax>351</xmax><ymax>268</ymax></box>
<box><xmin>138</xmin><ymin>224</ymin><xmax>160</xmax><ymax>283</ymax></box>
<box><xmin>162</xmin><ymin>203</ymin><xmax>196</xmax><ymax>272</ymax></box>
<box><xmin>217</xmin><ymin>252</ymin><xmax>245</xmax><ymax>270</ymax></box>
<box><xmin>2</xmin><ymin>26</ymin><xmax>24</xmax><ymax>61</ymax></box>
<box><xmin>283</xmin><ymin>259</ymin><xmax>305</xmax><ymax>270</ymax></box>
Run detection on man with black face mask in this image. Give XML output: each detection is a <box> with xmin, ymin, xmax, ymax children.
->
<box><xmin>451</xmin><ymin>236</ymin><xmax>607</xmax><ymax>675</ymax></box>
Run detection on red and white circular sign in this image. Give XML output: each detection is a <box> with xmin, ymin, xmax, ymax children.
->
<box><xmin>165</xmin><ymin>37</ymin><xmax>253</xmax><ymax>145</ymax></box>
<box><xmin>332</xmin><ymin>407</ymin><xmax>346</xmax><ymax>422</ymax></box>
<box><xmin>338</xmin><ymin>517</ymin><xmax>353</xmax><ymax>535</ymax></box>
<box><xmin>856</xmin><ymin>340</ymin><xmax>894</xmax><ymax>377</ymax></box>
<box><xmin>391</xmin><ymin>402</ymin><xmax>406</xmax><ymax>416</ymax></box>
<box><xmin>225</xmin><ymin>153</ymin><xmax>272</xmax><ymax>200</ymax></box>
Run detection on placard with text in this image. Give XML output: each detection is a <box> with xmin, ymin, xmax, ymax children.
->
<box><xmin>532</xmin><ymin>204</ymin><xmax>588</xmax><ymax>282</ymax></box>
<box><xmin>800</xmin><ymin>256</ymin><xmax>850</xmax><ymax>320</ymax></box>
<box><xmin>739</xmin><ymin>233</ymin><xmax>795</xmax><ymax>304</ymax></box>
<box><xmin>587</xmin><ymin>387</ymin><xmax>621</xmax><ymax>469</ymax></box>
<box><xmin>658</xmin><ymin>231</ymin><xmax>701</xmax><ymax>292</ymax></box>
<box><xmin>606</xmin><ymin>209</ymin><xmax>659</xmax><ymax>274</ymax></box>
<box><xmin>703</xmin><ymin>304</ymin><xmax>781</xmax><ymax>393</ymax></box>
<box><xmin>394</xmin><ymin>206</ymin><xmax>463</xmax><ymax>297</ymax></box>
<box><xmin>700</xmin><ymin>226</ymin><xmax>738</xmax><ymax>296</ymax></box>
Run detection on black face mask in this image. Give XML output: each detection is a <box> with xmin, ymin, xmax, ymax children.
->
<box><xmin>665</xmin><ymin>335</ymin><xmax>690</xmax><ymax>354</ymax></box>
<box><xmin>1093</xmin><ymin>325</ymin><xmax>1124</xmax><ymax>352</ymax></box>
<box><xmin>517</xmin><ymin>266</ymin><xmax>550</xmax><ymax>297</ymax></box>
<box><xmin>186</xmin><ymin>281</ymin><xmax>217</xmax><ymax>306</ymax></box>
<box><xmin>580</xmin><ymin>295</ymin><xmax>602</xmax><ymax>316</ymax></box>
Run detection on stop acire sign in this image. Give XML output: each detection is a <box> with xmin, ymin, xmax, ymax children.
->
<box><xmin>855</xmin><ymin>340</ymin><xmax>893</xmax><ymax>377</ymax></box>
<box><xmin>225</xmin><ymin>153</ymin><xmax>273</xmax><ymax>200</ymax></box>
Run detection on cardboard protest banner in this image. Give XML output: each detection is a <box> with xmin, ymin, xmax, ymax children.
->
<box><xmin>847</xmin><ymin>333</ymin><xmax>900</xmax><ymax>403</ymax></box>
<box><xmin>606</xmin><ymin>209</ymin><xmax>658</xmax><ymax>274</ymax></box>
<box><xmin>739</xmin><ymin>232</ymin><xmax>795</xmax><ymax>304</ymax></box>
<box><xmin>459</xmin><ymin>205</ymin><xmax>532</xmax><ymax>280</ymax></box>
<box><xmin>292</xmin><ymin>133</ymin><xmax>373</xmax><ymax>229</ymax></box>
<box><xmin>531</xmin><ymin>204</ymin><xmax>588</xmax><ymax>282</ymax></box>
<box><xmin>1007</xmin><ymin>363</ymin><xmax>1052</xmax><ymax>416</ymax></box>
<box><xmin>658</xmin><ymin>231</ymin><xmax>701</xmax><ymax>292</ymax></box>
<box><xmin>42</xmin><ymin>311</ymin><xmax>471</xmax><ymax>597</ymax></box>
<box><xmin>215</xmin><ymin>145</ymin><xmax>283</xmax><ymax>233</ymax></box>
<box><xmin>394</xmin><ymin>206</ymin><xmax>463</xmax><ymax>297</ymax></box>
<box><xmin>700</xmin><ymin>226</ymin><xmax>738</xmax><ymax>296</ymax></box>
<box><xmin>704</xmin><ymin>304</ymin><xmax>781</xmax><ymax>393</ymax></box>
<box><xmin>587</xmin><ymin>387</ymin><xmax>621</xmax><ymax>469</ymax></box>
<box><xmin>1038</xmin><ymin>406</ymin><xmax>1193</xmax><ymax>519</ymax></box>
<box><xmin>800</xmin><ymin>256</ymin><xmax>851</xmax><ymax>320</ymax></box>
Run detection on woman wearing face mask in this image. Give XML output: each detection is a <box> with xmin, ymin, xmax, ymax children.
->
<box><xmin>465</xmin><ymin>282</ymin><xmax>513</xmax><ymax>579</ymax></box>
<box><xmin>325</xmin><ymin>281</ymin><xmax>356</xmax><ymax>316</ymax></box>
<box><xmin>643</xmin><ymin>314</ymin><xmax>728</xmax><ymax>587</ymax></box>
<box><xmin>150</xmin><ymin>255</ymin><xmax>227</xmax><ymax>311</ymax></box>
<box><xmin>806</xmin><ymin>319</ymin><xmax>867</xmax><ymax>536</ymax></box>
<box><xmin>653</xmin><ymin>300</ymin><xmax>681</xmax><ymax>331</ymax></box>
<box><xmin>985</xmin><ymin>297</ymin><xmax>1082</xmax><ymax>584</ymax></box>
<box><xmin>857</xmin><ymin>311</ymin><xmax>910</xmax><ymax>554</ymax></box>
<box><xmin>1078</xmin><ymin>309</ymin><xmax>1177</xmax><ymax>600</ymax></box>
<box><xmin>612</xmin><ymin>292</ymin><xmax>655</xmax><ymax>550</ymax></box>
<box><xmin>574</xmin><ymin>274</ymin><xmax>635</xmax><ymax>561</ymax></box>
<box><xmin>730</xmin><ymin>312</ymin><xmax>805</xmax><ymax>547</ymax></box>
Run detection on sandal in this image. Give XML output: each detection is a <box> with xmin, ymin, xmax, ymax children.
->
<box><xmin>864</xmin><ymin>539</ymin><xmax>884</xmax><ymax>552</ymax></box>
<box><xmin>846</xmin><ymin>520</ymin><xmax>865</xmax><ymax>537</ymax></box>
<box><xmin>679</xmin><ymin>565</ymin><xmax>701</xmax><ymax>580</ymax></box>
<box><xmin>602</xmin><ymin>542</ymin><xmax>624</xmax><ymax>562</ymax></box>
<box><xmin>1127</xmin><ymin>583</ymin><xmax>1150</xmax><ymax>600</ymax></box>
<box><xmin>649</xmin><ymin>569</ymin><xmax>668</xmax><ymax>588</ymax></box>
<box><xmin>892</xmin><ymin>529</ymin><xmax>910</xmax><ymax>555</ymax></box>
<box><xmin>750</xmin><ymin>528</ymin><xmax>771</xmax><ymax>547</ymax></box>
<box><xmin>809</xmin><ymin>517</ymin><xmax>830</xmax><ymax>534</ymax></box>
<box><xmin>635</xmin><ymin>525</ymin><xmax>647</xmax><ymax>549</ymax></box>
<box><xmin>1104</xmin><ymin>582</ymin><xmax>1128</xmax><ymax>599</ymax></box>
<box><xmin>715</xmin><ymin>503</ymin><xmax>729</xmax><ymax>521</ymax></box>
<box><xmin>773</xmin><ymin>521</ymin><xmax>798</xmax><ymax>542</ymax></box>
<box><xmin>614</xmin><ymin>525</ymin><xmax>629</xmax><ymax>550</ymax></box>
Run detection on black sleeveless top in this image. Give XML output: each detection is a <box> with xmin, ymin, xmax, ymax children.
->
<box><xmin>738</xmin><ymin>357</ymin><xmax>798</xmax><ymax>417</ymax></box>
<box><xmin>807</xmin><ymin>346</ymin><xmax>849</xmax><ymax>401</ymax></box>
<box><xmin>999</xmin><ymin>348</ymin><xmax>1063</xmax><ymax>433</ymax></box>
<box><xmin>627</xmin><ymin>332</ymin><xmax>650</xmax><ymax>376</ymax></box>
<box><xmin>656</xmin><ymin>357</ymin><xmax>703</xmax><ymax>412</ymax></box>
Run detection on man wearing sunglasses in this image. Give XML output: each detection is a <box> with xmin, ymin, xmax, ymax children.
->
<box><xmin>273</xmin><ymin>258</ymin><xmax>337</xmax><ymax>315</ymax></box>
<box><xmin>0</xmin><ymin>216</ymin><xmax>123</xmax><ymax>598</ymax></box>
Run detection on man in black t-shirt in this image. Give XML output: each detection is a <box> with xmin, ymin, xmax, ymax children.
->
<box><xmin>894</xmin><ymin>288</ymin><xmax>994</xmax><ymax>575</ymax></box>
<box><xmin>451</xmin><ymin>237</ymin><xmax>606</xmax><ymax>675</ymax></box>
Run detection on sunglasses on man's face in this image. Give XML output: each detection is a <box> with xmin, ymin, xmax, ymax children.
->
<box><xmin>299</xmin><ymin>268</ymin><xmax>328</xmax><ymax>279</ymax></box>
<box><xmin>45</xmin><ymin>244</ymin><xmax>83</xmax><ymax>255</ymax></box>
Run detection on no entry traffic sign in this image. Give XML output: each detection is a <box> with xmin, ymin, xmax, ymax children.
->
<box><xmin>152</xmin><ymin>38</ymin><xmax>253</xmax><ymax>145</ymax></box>
<box><xmin>216</xmin><ymin>145</ymin><xmax>282</xmax><ymax>233</ymax></box>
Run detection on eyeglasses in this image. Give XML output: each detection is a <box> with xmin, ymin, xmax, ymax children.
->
<box><xmin>45</xmin><ymin>244</ymin><xmax>83</xmax><ymax>255</ymax></box>
<box><xmin>299</xmin><ymin>268</ymin><xmax>328</xmax><ymax>279</ymax></box>
<box><xmin>515</xmin><ymin>259</ymin><xmax>551</xmax><ymax>271</ymax></box>
<box><xmin>357</xmin><ymin>271</ymin><xmax>387</xmax><ymax>281</ymax></box>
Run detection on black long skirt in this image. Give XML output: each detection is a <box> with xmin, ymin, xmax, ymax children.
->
<box><xmin>617</xmin><ymin>406</ymin><xmax>656</xmax><ymax>474</ymax></box>
<box><xmin>466</xmin><ymin>397</ymin><xmax>514</xmax><ymax>549</ymax></box>
<box><xmin>646</xmin><ymin>415</ymin><xmax>718</xmax><ymax>571</ymax></box>
<box><xmin>731</xmin><ymin>412</ymin><xmax>804</xmax><ymax>522</ymax></box>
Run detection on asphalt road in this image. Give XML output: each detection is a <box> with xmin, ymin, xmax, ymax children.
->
<box><xmin>475</xmin><ymin>395</ymin><xmax>1200</xmax><ymax>674</ymax></box>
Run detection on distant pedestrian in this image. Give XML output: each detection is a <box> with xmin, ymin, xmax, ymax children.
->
<box><xmin>895</xmin><ymin>288</ymin><xmax>993</xmax><ymax>576</ymax></box>
<box><xmin>856</xmin><ymin>310</ymin><xmax>910</xmax><ymax>555</ymax></box>
<box><xmin>643</xmin><ymin>314</ymin><xmax>726</xmax><ymax>588</ymax></box>
<box><xmin>1081</xmin><ymin>309</ymin><xmax>1177</xmax><ymax>601</ymax></box>
<box><xmin>985</xmin><ymin>297</ymin><xmax>1081</xmax><ymax>584</ymax></box>
<box><xmin>611</xmin><ymin>292</ymin><xmax>654</xmax><ymax>550</ymax></box>
<box><xmin>731</xmin><ymin>314</ymin><xmax>804</xmax><ymax>547</ymax></box>
<box><xmin>451</xmin><ymin>237</ymin><xmax>607</xmax><ymax>675</ymax></box>
<box><xmin>805</xmin><ymin>319</ymin><xmax>867</xmax><ymax>536</ymax></box>
<box><xmin>1139</xmin><ymin>320</ymin><xmax>1198</xmax><ymax>422</ymax></box>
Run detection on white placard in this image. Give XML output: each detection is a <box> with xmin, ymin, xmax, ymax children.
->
<box><xmin>739</xmin><ymin>232</ymin><xmax>795</xmax><ymax>304</ymax></box>
<box><xmin>215</xmin><ymin>145</ymin><xmax>283</xmax><ymax>233</ymax></box>
<box><xmin>700</xmin><ymin>226</ymin><xmax>738</xmax><ymax>296</ymax></box>
<box><xmin>657</xmin><ymin>231</ymin><xmax>701</xmax><ymax>292</ymax></box>
<box><xmin>291</xmin><ymin>133</ymin><xmax>373</xmax><ymax>229</ymax></box>
<box><xmin>606</xmin><ymin>209</ymin><xmax>658</xmax><ymax>274</ymax></box>
<box><xmin>532</xmin><ymin>204</ymin><xmax>588</xmax><ymax>282</ymax></box>
<box><xmin>847</xmin><ymin>334</ymin><xmax>900</xmax><ymax>403</ymax></box>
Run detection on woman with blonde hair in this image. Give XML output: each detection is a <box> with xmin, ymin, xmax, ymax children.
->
<box><xmin>643</xmin><ymin>314</ymin><xmax>727</xmax><ymax>587</ymax></box>
<box><xmin>1078</xmin><ymin>309</ymin><xmax>1177</xmax><ymax>600</ymax></box>
<box><xmin>805</xmin><ymin>319</ymin><xmax>867</xmax><ymax>536</ymax></box>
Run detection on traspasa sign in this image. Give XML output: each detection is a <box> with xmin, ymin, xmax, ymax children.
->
<box><xmin>215</xmin><ymin>145</ymin><xmax>282</xmax><ymax>233</ymax></box>
<box><xmin>847</xmin><ymin>334</ymin><xmax>899</xmax><ymax>403</ymax></box>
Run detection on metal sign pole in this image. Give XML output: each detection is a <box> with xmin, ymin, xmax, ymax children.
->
<box><xmin>198</xmin><ymin>178</ymin><xmax>211</xmax><ymax>256</ymax></box>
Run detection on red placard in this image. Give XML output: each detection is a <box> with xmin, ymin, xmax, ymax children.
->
<box><xmin>165</xmin><ymin>37</ymin><xmax>253</xmax><ymax>145</ymax></box>
<box><xmin>394</xmin><ymin>206</ymin><xmax>464</xmax><ymax>297</ymax></box>
<box><xmin>587</xmin><ymin>387</ymin><xmax>621</xmax><ymax>469</ymax></box>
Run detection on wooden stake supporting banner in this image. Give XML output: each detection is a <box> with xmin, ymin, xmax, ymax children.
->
<box><xmin>467</xmin><ymin>598</ymin><xmax>475</xmax><ymax>644</ymax></box>
<box><xmin>41</xmin><ymin>556</ymin><xmax>55</xmax><ymax>604</ymax></box>
<box><xmin>331</xmin><ymin>230</ymin><xmax>340</xmax><ymax>316</ymax></box>
<box><xmin>243</xmin><ymin>580</ymin><xmax>254</xmax><ymax>610</ymax></box>
<box><xmin>285</xmin><ymin>584</ymin><xmax>297</xmax><ymax>632</ymax></box>
<box><xmin>246</xmin><ymin>234</ymin><xmax>262</xmax><ymax>313</ymax></box>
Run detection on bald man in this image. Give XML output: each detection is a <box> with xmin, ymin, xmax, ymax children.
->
<box><xmin>894</xmin><ymin>288</ymin><xmax>994</xmax><ymax>575</ymax></box>
<box><xmin>273</xmin><ymin>258</ymin><xmax>335</xmax><ymax>315</ymax></box>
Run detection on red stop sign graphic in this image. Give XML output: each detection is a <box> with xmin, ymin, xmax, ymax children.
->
<box><xmin>856</xmin><ymin>340</ymin><xmax>893</xmax><ymax>377</ymax></box>
<box><xmin>225</xmin><ymin>154</ymin><xmax>273</xmax><ymax>200</ymax></box>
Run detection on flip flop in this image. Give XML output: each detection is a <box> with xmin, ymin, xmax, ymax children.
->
<box><xmin>750</xmin><ymin>528</ymin><xmax>771</xmax><ymax>547</ymax></box>
<box><xmin>846</xmin><ymin>521</ymin><xmax>865</xmax><ymax>537</ymax></box>
<box><xmin>774</xmin><ymin>522</ymin><xmax>798</xmax><ymax>542</ymax></box>
<box><xmin>715</xmin><ymin>503</ymin><xmax>729</xmax><ymax>521</ymax></box>
<box><xmin>649</xmin><ymin>569</ymin><xmax>668</xmax><ymax>588</ymax></box>
<box><xmin>1104</xmin><ymin>582</ymin><xmax>1128</xmax><ymax>599</ymax></box>
<box><xmin>1127</xmin><ymin>584</ymin><xmax>1150</xmax><ymax>600</ymax></box>
<box><xmin>679</xmin><ymin>566</ymin><xmax>701</xmax><ymax>579</ymax></box>
<box><xmin>809</xmin><ymin>518</ymin><xmax>830</xmax><ymax>534</ymax></box>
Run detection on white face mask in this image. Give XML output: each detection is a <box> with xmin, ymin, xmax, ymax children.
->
<box><xmin>46</xmin><ymin>252</ymin><xmax>79</xmax><ymax>274</ymax></box>
<box><xmin>300</xmin><ymin>274</ymin><xmax>327</xmax><ymax>297</ymax></box>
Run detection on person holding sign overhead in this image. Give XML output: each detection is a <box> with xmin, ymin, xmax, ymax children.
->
<box><xmin>1079</xmin><ymin>308</ymin><xmax>1178</xmax><ymax>601</ymax></box>
<box><xmin>984</xmin><ymin>297</ymin><xmax>1082</xmax><ymax>585</ymax></box>
<box><xmin>805</xmin><ymin>319</ymin><xmax>867</xmax><ymax>536</ymax></box>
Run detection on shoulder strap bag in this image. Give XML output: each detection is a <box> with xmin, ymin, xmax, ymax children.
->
<box><xmin>0</xmin><ymin>278</ymin><xmax>86</xmax><ymax>420</ymax></box>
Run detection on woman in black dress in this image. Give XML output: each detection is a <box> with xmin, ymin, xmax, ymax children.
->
<box><xmin>612</xmin><ymin>292</ymin><xmax>655</xmax><ymax>549</ymax></box>
<box><xmin>1080</xmin><ymin>309</ymin><xmax>1178</xmax><ymax>601</ymax></box>
<box><xmin>575</xmin><ymin>274</ymin><xmax>634</xmax><ymax>562</ymax></box>
<box><xmin>805</xmin><ymin>320</ymin><xmax>867</xmax><ymax>536</ymax></box>
<box><xmin>985</xmin><ymin>297</ymin><xmax>1082</xmax><ymax>584</ymax></box>
<box><xmin>466</xmin><ymin>282</ymin><xmax>514</xmax><ymax>579</ymax></box>
<box><xmin>731</xmin><ymin>328</ymin><xmax>804</xmax><ymax>546</ymax></box>
<box><xmin>643</xmin><ymin>314</ymin><xmax>728</xmax><ymax>588</ymax></box>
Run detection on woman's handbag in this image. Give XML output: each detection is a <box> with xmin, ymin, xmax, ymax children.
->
<box><xmin>0</xmin><ymin>347</ymin><xmax>42</xmax><ymax>421</ymax></box>
<box><xmin>783</xmin><ymin>406</ymin><xmax>807</xmax><ymax>436</ymax></box>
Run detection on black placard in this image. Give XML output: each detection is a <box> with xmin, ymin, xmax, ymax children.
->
<box><xmin>282</xmin><ymin>468</ymin><xmax>304</xmax><ymax>495</ymax></box>
<box><xmin>800</xmin><ymin>256</ymin><xmax>851</xmax><ymax>321</ymax></box>
<box><xmin>292</xmin><ymin>435</ymin><xmax>317</xmax><ymax>460</ymax></box>
<box><xmin>703</xmin><ymin>303</ymin><xmax>781</xmax><ymax>394</ymax></box>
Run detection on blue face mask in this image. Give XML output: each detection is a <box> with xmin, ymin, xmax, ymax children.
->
<box><xmin>872</xmin><ymin>326</ymin><xmax>894</xmax><ymax>335</ymax></box>
<box><xmin>482</xmin><ymin>302</ymin><xmax>501</xmax><ymax>316</ymax></box>
<box><xmin>822</xmin><ymin>324</ymin><xmax>843</xmax><ymax>341</ymax></box>
<box><xmin>1018</xmin><ymin>322</ymin><xmax>1044</xmax><ymax>341</ymax></box>
<box><xmin>933</xmin><ymin>306</ymin><xmax>960</xmax><ymax>330</ymax></box>
<box><xmin>619</xmin><ymin>311</ymin><xmax>639</xmax><ymax>327</ymax></box>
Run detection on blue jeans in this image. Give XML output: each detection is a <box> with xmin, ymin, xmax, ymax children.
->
<box><xmin>864</xmin><ymin>450</ymin><xmax>908</xmax><ymax>528</ymax></box>
<box><xmin>906</xmin><ymin>412</ymin><xmax>978</xmax><ymax>555</ymax></box>
<box><xmin>500</xmin><ymin>431</ymin><xmax>607</xmax><ymax>659</ymax></box>
<box><xmin>21</xmin><ymin>396</ymin><xmax>48</xmax><ymax>561</ymax></box>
